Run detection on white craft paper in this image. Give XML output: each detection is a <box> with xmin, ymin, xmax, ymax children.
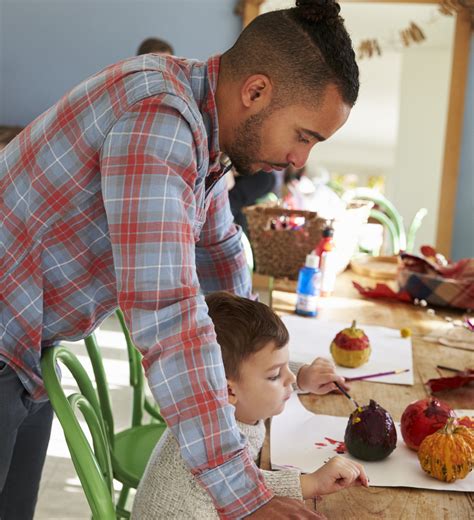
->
<box><xmin>271</xmin><ymin>393</ymin><xmax>474</xmax><ymax>492</ymax></box>
<box><xmin>457</xmin><ymin>410</ymin><xmax>474</xmax><ymax>418</ymax></box>
<box><xmin>282</xmin><ymin>316</ymin><xmax>414</xmax><ymax>385</ymax></box>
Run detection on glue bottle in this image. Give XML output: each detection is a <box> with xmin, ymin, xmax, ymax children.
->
<box><xmin>295</xmin><ymin>254</ymin><xmax>321</xmax><ymax>317</ymax></box>
<box><xmin>315</xmin><ymin>224</ymin><xmax>337</xmax><ymax>297</ymax></box>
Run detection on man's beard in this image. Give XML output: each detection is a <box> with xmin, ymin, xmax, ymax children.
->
<box><xmin>225</xmin><ymin>111</ymin><xmax>267</xmax><ymax>176</ymax></box>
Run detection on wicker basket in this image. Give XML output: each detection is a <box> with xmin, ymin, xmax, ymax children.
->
<box><xmin>243</xmin><ymin>201</ymin><xmax>372</xmax><ymax>280</ymax></box>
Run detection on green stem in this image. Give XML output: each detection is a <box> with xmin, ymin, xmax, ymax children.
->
<box><xmin>406</xmin><ymin>208</ymin><xmax>428</xmax><ymax>253</ymax></box>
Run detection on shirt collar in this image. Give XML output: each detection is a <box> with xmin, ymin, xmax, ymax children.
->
<box><xmin>202</xmin><ymin>55</ymin><xmax>231</xmax><ymax>175</ymax></box>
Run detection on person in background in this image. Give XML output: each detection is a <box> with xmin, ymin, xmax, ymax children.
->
<box><xmin>132</xmin><ymin>292</ymin><xmax>367</xmax><ymax>519</ymax></box>
<box><xmin>1</xmin><ymin>0</ymin><xmax>359</xmax><ymax>517</ymax></box>
<box><xmin>136</xmin><ymin>36</ymin><xmax>174</xmax><ymax>56</ymax></box>
<box><xmin>228</xmin><ymin>167</ymin><xmax>277</xmax><ymax>235</ymax></box>
<box><xmin>281</xmin><ymin>164</ymin><xmax>307</xmax><ymax>209</ymax></box>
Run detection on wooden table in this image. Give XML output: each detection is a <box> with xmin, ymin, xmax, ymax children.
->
<box><xmin>260</xmin><ymin>269</ymin><xmax>473</xmax><ymax>519</ymax></box>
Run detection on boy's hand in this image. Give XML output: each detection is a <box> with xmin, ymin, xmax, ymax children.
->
<box><xmin>297</xmin><ymin>357</ymin><xmax>349</xmax><ymax>394</ymax></box>
<box><xmin>300</xmin><ymin>456</ymin><xmax>369</xmax><ymax>498</ymax></box>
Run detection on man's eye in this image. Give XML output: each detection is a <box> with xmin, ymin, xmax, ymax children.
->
<box><xmin>297</xmin><ymin>133</ymin><xmax>310</xmax><ymax>145</ymax></box>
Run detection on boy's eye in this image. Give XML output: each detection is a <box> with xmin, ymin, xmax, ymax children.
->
<box><xmin>268</xmin><ymin>373</ymin><xmax>281</xmax><ymax>381</ymax></box>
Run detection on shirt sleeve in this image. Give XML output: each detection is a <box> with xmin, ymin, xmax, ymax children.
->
<box><xmin>195</xmin><ymin>176</ymin><xmax>251</xmax><ymax>298</ymax></box>
<box><xmin>100</xmin><ymin>96</ymin><xmax>272</xmax><ymax>518</ymax></box>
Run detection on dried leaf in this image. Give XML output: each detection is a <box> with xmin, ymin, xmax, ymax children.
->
<box><xmin>425</xmin><ymin>369</ymin><xmax>474</xmax><ymax>393</ymax></box>
<box><xmin>352</xmin><ymin>281</ymin><xmax>413</xmax><ymax>303</ymax></box>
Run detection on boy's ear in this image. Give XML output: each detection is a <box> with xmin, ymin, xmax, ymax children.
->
<box><xmin>227</xmin><ymin>379</ymin><xmax>238</xmax><ymax>405</ymax></box>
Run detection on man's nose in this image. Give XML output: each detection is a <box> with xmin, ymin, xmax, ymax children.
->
<box><xmin>287</xmin><ymin>149</ymin><xmax>311</xmax><ymax>170</ymax></box>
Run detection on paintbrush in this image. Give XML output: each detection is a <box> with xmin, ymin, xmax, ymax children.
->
<box><xmin>344</xmin><ymin>368</ymin><xmax>410</xmax><ymax>382</ymax></box>
<box><xmin>334</xmin><ymin>381</ymin><xmax>360</xmax><ymax>409</ymax></box>
<box><xmin>436</xmin><ymin>365</ymin><xmax>461</xmax><ymax>372</ymax></box>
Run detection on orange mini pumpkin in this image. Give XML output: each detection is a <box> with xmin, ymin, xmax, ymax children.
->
<box><xmin>418</xmin><ymin>418</ymin><xmax>474</xmax><ymax>482</ymax></box>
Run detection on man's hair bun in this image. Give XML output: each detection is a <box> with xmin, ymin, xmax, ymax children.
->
<box><xmin>295</xmin><ymin>0</ymin><xmax>341</xmax><ymax>24</ymax></box>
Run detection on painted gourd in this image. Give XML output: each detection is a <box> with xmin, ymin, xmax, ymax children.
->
<box><xmin>330</xmin><ymin>320</ymin><xmax>371</xmax><ymax>368</ymax></box>
<box><xmin>418</xmin><ymin>418</ymin><xmax>474</xmax><ymax>482</ymax></box>
<box><xmin>458</xmin><ymin>416</ymin><xmax>474</xmax><ymax>429</ymax></box>
<box><xmin>344</xmin><ymin>399</ymin><xmax>397</xmax><ymax>461</ymax></box>
<box><xmin>400</xmin><ymin>398</ymin><xmax>455</xmax><ymax>451</ymax></box>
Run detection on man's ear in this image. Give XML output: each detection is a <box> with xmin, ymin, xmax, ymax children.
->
<box><xmin>240</xmin><ymin>74</ymin><xmax>272</xmax><ymax>110</ymax></box>
<box><xmin>227</xmin><ymin>379</ymin><xmax>238</xmax><ymax>406</ymax></box>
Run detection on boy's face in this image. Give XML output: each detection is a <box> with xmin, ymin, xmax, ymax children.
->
<box><xmin>227</xmin><ymin>341</ymin><xmax>296</xmax><ymax>425</ymax></box>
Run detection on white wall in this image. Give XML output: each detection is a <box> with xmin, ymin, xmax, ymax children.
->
<box><xmin>388</xmin><ymin>46</ymin><xmax>452</xmax><ymax>251</ymax></box>
<box><xmin>308</xmin><ymin>51</ymin><xmax>401</xmax><ymax>180</ymax></box>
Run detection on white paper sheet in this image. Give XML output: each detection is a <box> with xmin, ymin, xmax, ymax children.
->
<box><xmin>271</xmin><ymin>393</ymin><xmax>474</xmax><ymax>492</ymax></box>
<box><xmin>282</xmin><ymin>315</ymin><xmax>414</xmax><ymax>385</ymax></box>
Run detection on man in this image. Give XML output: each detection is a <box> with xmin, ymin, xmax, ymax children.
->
<box><xmin>1</xmin><ymin>0</ymin><xmax>358</xmax><ymax>518</ymax></box>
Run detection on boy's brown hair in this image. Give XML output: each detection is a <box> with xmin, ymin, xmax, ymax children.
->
<box><xmin>205</xmin><ymin>291</ymin><xmax>289</xmax><ymax>380</ymax></box>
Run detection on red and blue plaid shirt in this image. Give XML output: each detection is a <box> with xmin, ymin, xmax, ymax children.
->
<box><xmin>1</xmin><ymin>54</ymin><xmax>272</xmax><ymax>518</ymax></box>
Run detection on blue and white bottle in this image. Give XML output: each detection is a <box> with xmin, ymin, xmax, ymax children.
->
<box><xmin>295</xmin><ymin>254</ymin><xmax>321</xmax><ymax>317</ymax></box>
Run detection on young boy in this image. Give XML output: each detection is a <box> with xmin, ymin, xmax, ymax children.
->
<box><xmin>132</xmin><ymin>292</ymin><xmax>368</xmax><ymax>519</ymax></box>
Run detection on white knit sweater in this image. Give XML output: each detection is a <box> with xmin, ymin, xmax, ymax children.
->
<box><xmin>131</xmin><ymin>419</ymin><xmax>303</xmax><ymax>520</ymax></box>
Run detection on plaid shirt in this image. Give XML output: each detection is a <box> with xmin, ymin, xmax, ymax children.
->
<box><xmin>1</xmin><ymin>54</ymin><xmax>273</xmax><ymax>518</ymax></box>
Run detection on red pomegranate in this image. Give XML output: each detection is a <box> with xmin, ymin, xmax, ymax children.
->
<box><xmin>400</xmin><ymin>398</ymin><xmax>455</xmax><ymax>451</ymax></box>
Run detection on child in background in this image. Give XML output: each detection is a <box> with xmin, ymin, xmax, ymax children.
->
<box><xmin>132</xmin><ymin>292</ymin><xmax>368</xmax><ymax>519</ymax></box>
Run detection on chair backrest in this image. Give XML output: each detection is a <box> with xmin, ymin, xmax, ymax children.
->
<box><xmin>41</xmin><ymin>346</ymin><xmax>116</xmax><ymax>520</ymax></box>
<box><xmin>115</xmin><ymin>309</ymin><xmax>164</xmax><ymax>426</ymax></box>
<box><xmin>255</xmin><ymin>191</ymin><xmax>279</xmax><ymax>205</ymax></box>
<box><xmin>342</xmin><ymin>187</ymin><xmax>406</xmax><ymax>253</ymax></box>
<box><xmin>84</xmin><ymin>334</ymin><xmax>116</xmax><ymax>445</ymax></box>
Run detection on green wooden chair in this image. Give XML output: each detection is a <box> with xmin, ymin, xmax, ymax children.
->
<box><xmin>41</xmin><ymin>346</ymin><xmax>118</xmax><ymax>519</ymax></box>
<box><xmin>342</xmin><ymin>187</ymin><xmax>427</xmax><ymax>254</ymax></box>
<box><xmin>82</xmin><ymin>332</ymin><xmax>167</xmax><ymax>514</ymax></box>
<box><xmin>42</xmin><ymin>331</ymin><xmax>167</xmax><ymax>518</ymax></box>
<box><xmin>115</xmin><ymin>310</ymin><xmax>164</xmax><ymax>427</ymax></box>
<box><xmin>255</xmin><ymin>191</ymin><xmax>279</xmax><ymax>205</ymax></box>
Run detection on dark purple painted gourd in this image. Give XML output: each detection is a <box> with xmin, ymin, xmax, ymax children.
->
<box><xmin>344</xmin><ymin>399</ymin><xmax>397</xmax><ymax>461</ymax></box>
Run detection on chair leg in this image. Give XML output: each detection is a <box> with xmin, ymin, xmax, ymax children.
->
<box><xmin>116</xmin><ymin>485</ymin><xmax>131</xmax><ymax>518</ymax></box>
<box><xmin>115</xmin><ymin>509</ymin><xmax>130</xmax><ymax>520</ymax></box>
<box><xmin>115</xmin><ymin>508</ymin><xmax>130</xmax><ymax>520</ymax></box>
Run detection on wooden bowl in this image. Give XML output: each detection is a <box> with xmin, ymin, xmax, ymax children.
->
<box><xmin>350</xmin><ymin>255</ymin><xmax>400</xmax><ymax>280</ymax></box>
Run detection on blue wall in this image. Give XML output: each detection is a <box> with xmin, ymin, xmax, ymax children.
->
<box><xmin>0</xmin><ymin>1</ymin><xmax>3</xmax><ymax>120</ymax></box>
<box><xmin>0</xmin><ymin>0</ymin><xmax>240</xmax><ymax>126</ymax></box>
<box><xmin>452</xmin><ymin>33</ymin><xmax>474</xmax><ymax>260</ymax></box>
